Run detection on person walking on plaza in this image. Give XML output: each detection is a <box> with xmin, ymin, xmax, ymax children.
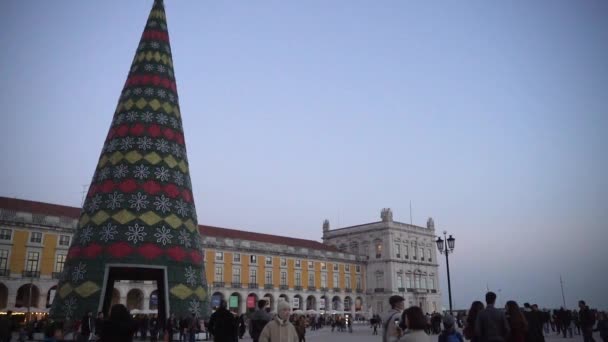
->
<box><xmin>249</xmin><ymin>300</ymin><xmax>272</xmax><ymax>342</ymax></box>
<box><xmin>439</xmin><ymin>315</ymin><xmax>464</xmax><ymax>342</ymax></box>
<box><xmin>383</xmin><ymin>295</ymin><xmax>405</xmax><ymax>342</ymax></box>
<box><xmin>208</xmin><ymin>300</ymin><xmax>238</xmax><ymax>342</ymax></box>
<box><xmin>295</xmin><ymin>316</ymin><xmax>306</xmax><ymax>342</ymax></box>
<box><xmin>80</xmin><ymin>311</ymin><xmax>94</xmax><ymax>342</ymax></box>
<box><xmin>559</xmin><ymin>308</ymin><xmax>573</xmax><ymax>338</ymax></box>
<box><xmin>100</xmin><ymin>304</ymin><xmax>137</xmax><ymax>342</ymax></box>
<box><xmin>475</xmin><ymin>292</ymin><xmax>510</xmax><ymax>342</ymax></box>
<box><xmin>94</xmin><ymin>312</ymin><xmax>104</xmax><ymax>340</ymax></box>
<box><xmin>0</xmin><ymin>310</ymin><xmax>14</xmax><ymax>342</ymax></box>
<box><xmin>259</xmin><ymin>301</ymin><xmax>298</xmax><ymax>342</ymax></box>
<box><xmin>523</xmin><ymin>303</ymin><xmax>545</xmax><ymax>342</ymax></box>
<box><xmin>579</xmin><ymin>300</ymin><xmax>596</xmax><ymax>342</ymax></box>
<box><xmin>464</xmin><ymin>301</ymin><xmax>484</xmax><ymax>342</ymax></box>
<box><xmin>593</xmin><ymin>312</ymin><xmax>607</xmax><ymax>342</ymax></box>
<box><xmin>398</xmin><ymin>306</ymin><xmax>431</xmax><ymax>342</ymax></box>
<box><xmin>505</xmin><ymin>301</ymin><xmax>527</xmax><ymax>342</ymax></box>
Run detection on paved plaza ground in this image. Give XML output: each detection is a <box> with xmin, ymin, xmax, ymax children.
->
<box><xmin>182</xmin><ymin>324</ymin><xmax>590</xmax><ymax>342</ymax></box>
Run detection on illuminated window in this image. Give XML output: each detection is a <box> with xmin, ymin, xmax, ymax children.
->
<box><xmin>54</xmin><ymin>254</ymin><xmax>66</xmax><ymax>273</ymax></box>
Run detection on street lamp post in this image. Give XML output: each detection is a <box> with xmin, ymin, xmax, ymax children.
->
<box><xmin>435</xmin><ymin>231</ymin><xmax>455</xmax><ymax>314</ymax></box>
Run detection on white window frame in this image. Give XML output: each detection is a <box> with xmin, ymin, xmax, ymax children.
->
<box><xmin>265</xmin><ymin>256</ymin><xmax>272</xmax><ymax>266</ymax></box>
<box><xmin>215</xmin><ymin>251</ymin><xmax>224</xmax><ymax>261</ymax></box>
<box><xmin>232</xmin><ymin>268</ymin><xmax>241</xmax><ymax>283</ymax></box>
<box><xmin>215</xmin><ymin>266</ymin><xmax>223</xmax><ymax>282</ymax></box>
<box><xmin>29</xmin><ymin>232</ymin><xmax>43</xmax><ymax>245</ymax></box>
<box><xmin>280</xmin><ymin>257</ymin><xmax>287</xmax><ymax>267</ymax></box>
<box><xmin>0</xmin><ymin>228</ymin><xmax>13</xmax><ymax>242</ymax></box>
<box><xmin>58</xmin><ymin>235</ymin><xmax>71</xmax><ymax>247</ymax></box>
<box><xmin>233</xmin><ymin>253</ymin><xmax>241</xmax><ymax>263</ymax></box>
<box><xmin>250</xmin><ymin>254</ymin><xmax>257</xmax><ymax>264</ymax></box>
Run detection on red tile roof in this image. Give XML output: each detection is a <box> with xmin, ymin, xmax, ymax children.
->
<box><xmin>0</xmin><ymin>197</ymin><xmax>339</xmax><ymax>252</ymax></box>
<box><xmin>0</xmin><ymin>197</ymin><xmax>81</xmax><ymax>218</ymax></box>
<box><xmin>199</xmin><ymin>225</ymin><xmax>339</xmax><ymax>252</ymax></box>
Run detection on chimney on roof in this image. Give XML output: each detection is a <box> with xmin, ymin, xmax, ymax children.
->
<box><xmin>322</xmin><ymin>219</ymin><xmax>330</xmax><ymax>233</ymax></box>
<box><xmin>381</xmin><ymin>208</ymin><xmax>393</xmax><ymax>222</ymax></box>
<box><xmin>427</xmin><ymin>217</ymin><xmax>435</xmax><ymax>229</ymax></box>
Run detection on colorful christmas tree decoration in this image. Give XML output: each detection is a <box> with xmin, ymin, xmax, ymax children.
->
<box><xmin>50</xmin><ymin>0</ymin><xmax>208</xmax><ymax>321</ymax></box>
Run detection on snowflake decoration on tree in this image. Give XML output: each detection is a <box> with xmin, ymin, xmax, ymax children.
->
<box><xmin>170</xmin><ymin>117</ymin><xmax>179</xmax><ymax>129</ymax></box>
<box><xmin>150</xmin><ymin>41</ymin><xmax>160</xmax><ymax>49</ymax></box>
<box><xmin>129</xmin><ymin>193</ymin><xmax>149</xmax><ymax>211</ymax></box>
<box><xmin>97</xmin><ymin>167</ymin><xmax>111</xmax><ymax>181</ymax></box>
<box><xmin>85</xmin><ymin>195</ymin><xmax>102</xmax><ymax>213</ymax></box>
<box><xmin>154</xmin><ymin>195</ymin><xmax>172</xmax><ymax>213</ymax></box>
<box><xmin>154</xmin><ymin>226</ymin><xmax>173</xmax><ymax>246</ymax></box>
<box><xmin>157</xmin><ymin>89</ymin><xmax>167</xmax><ymax>99</ymax></box>
<box><xmin>133</xmin><ymin>165</ymin><xmax>150</xmax><ymax>180</ymax></box>
<box><xmin>106</xmin><ymin>192</ymin><xmax>124</xmax><ymax>210</ymax></box>
<box><xmin>133</xmin><ymin>88</ymin><xmax>143</xmax><ymax>95</ymax></box>
<box><xmin>189</xmin><ymin>299</ymin><xmax>201</xmax><ymax>314</ymax></box>
<box><xmin>100</xmin><ymin>222</ymin><xmax>118</xmax><ymax>242</ymax></box>
<box><xmin>123</xmin><ymin>89</ymin><xmax>132</xmax><ymax>98</ymax></box>
<box><xmin>120</xmin><ymin>137</ymin><xmax>134</xmax><ymax>151</ymax></box>
<box><xmin>191</xmin><ymin>207</ymin><xmax>198</xmax><ymax>221</ymax></box>
<box><xmin>185</xmin><ymin>266</ymin><xmax>198</xmax><ymax>287</ymax></box>
<box><xmin>147</xmin><ymin>20</ymin><xmax>157</xmax><ymax>27</ymax></box>
<box><xmin>144</xmin><ymin>88</ymin><xmax>154</xmax><ymax>96</ymax></box>
<box><xmin>156</xmin><ymin>113</ymin><xmax>168</xmax><ymax>125</ymax></box>
<box><xmin>173</xmin><ymin>170</ymin><xmax>184</xmax><ymax>186</ymax></box>
<box><xmin>113</xmin><ymin>164</ymin><xmax>129</xmax><ymax>179</ymax></box>
<box><xmin>79</xmin><ymin>226</ymin><xmax>94</xmax><ymax>244</ymax></box>
<box><xmin>138</xmin><ymin>42</ymin><xmax>146</xmax><ymax>50</ymax></box>
<box><xmin>113</xmin><ymin>114</ymin><xmax>124</xmax><ymax>126</ymax></box>
<box><xmin>171</xmin><ymin>143</ymin><xmax>182</xmax><ymax>158</ymax></box>
<box><xmin>126</xmin><ymin>111</ymin><xmax>138</xmax><ymax>121</ymax></box>
<box><xmin>106</xmin><ymin>139</ymin><xmax>119</xmax><ymax>153</ymax></box>
<box><xmin>193</xmin><ymin>234</ymin><xmax>202</xmax><ymax>250</ymax></box>
<box><xmin>137</xmin><ymin>137</ymin><xmax>153</xmax><ymax>151</ymax></box>
<box><xmin>155</xmin><ymin>167</ymin><xmax>170</xmax><ymax>182</ymax></box>
<box><xmin>144</xmin><ymin>64</ymin><xmax>154</xmax><ymax>71</ymax></box>
<box><xmin>178</xmin><ymin>230</ymin><xmax>191</xmax><ymax>248</ymax></box>
<box><xmin>157</xmin><ymin>65</ymin><xmax>166</xmax><ymax>73</ymax></box>
<box><xmin>160</xmin><ymin>23</ymin><xmax>168</xmax><ymax>31</ymax></box>
<box><xmin>168</xmin><ymin>94</ymin><xmax>175</xmax><ymax>103</ymax></box>
<box><xmin>175</xmin><ymin>199</ymin><xmax>189</xmax><ymax>217</ymax></box>
<box><xmin>155</xmin><ymin>139</ymin><xmax>170</xmax><ymax>153</ymax></box>
<box><xmin>141</xmin><ymin>111</ymin><xmax>154</xmax><ymax>122</ymax></box>
<box><xmin>64</xmin><ymin>296</ymin><xmax>77</xmax><ymax>318</ymax></box>
<box><xmin>126</xmin><ymin>223</ymin><xmax>147</xmax><ymax>245</ymax></box>
<box><xmin>71</xmin><ymin>262</ymin><xmax>87</xmax><ymax>283</ymax></box>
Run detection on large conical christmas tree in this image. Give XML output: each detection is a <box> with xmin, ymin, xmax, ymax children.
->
<box><xmin>50</xmin><ymin>0</ymin><xmax>207</xmax><ymax>320</ymax></box>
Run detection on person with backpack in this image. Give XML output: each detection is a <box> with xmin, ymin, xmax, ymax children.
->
<box><xmin>383</xmin><ymin>295</ymin><xmax>405</xmax><ymax>342</ymax></box>
<box><xmin>439</xmin><ymin>315</ymin><xmax>464</xmax><ymax>342</ymax></box>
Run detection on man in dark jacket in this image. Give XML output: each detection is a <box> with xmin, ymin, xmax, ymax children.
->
<box><xmin>524</xmin><ymin>303</ymin><xmax>545</xmax><ymax>342</ymax></box>
<box><xmin>0</xmin><ymin>310</ymin><xmax>13</xmax><ymax>342</ymax></box>
<box><xmin>579</xmin><ymin>300</ymin><xmax>596</xmax><ymax>342</ymax></box>
<box><xmin>208</xmin><ymin>300</ymin><xmax>238</xmax><ymax>342</ymax></box>
<box><xmin>249</xmin><ymin>300</ymin><xmax>272</xmax><ymax>342</ymax></box>
<box><xmin>475</xmin><ymin>292</ymin><xmax>510</xmax><ymax>342</ymax></box>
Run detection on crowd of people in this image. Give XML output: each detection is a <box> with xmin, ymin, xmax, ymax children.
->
<box><xmin>377</xmin><ymin>293</ymin><xmax>607</xmax><ymax>342</ymax></box>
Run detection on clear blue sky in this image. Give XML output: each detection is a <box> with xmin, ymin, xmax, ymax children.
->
<box><xmin>1</xmin><ymin>0</ymin><xmax>607</xmax><ymax>310</ymax></box>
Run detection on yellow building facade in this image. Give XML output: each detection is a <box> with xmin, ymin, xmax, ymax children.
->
<box><xmin>0</xmin><ymin>198</ymin><xmax>368</xmax><ymax>316</ymax></box>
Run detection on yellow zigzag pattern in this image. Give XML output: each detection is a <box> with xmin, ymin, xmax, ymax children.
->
<box><xmin>96</xmin><ymin>151</ymin><xmax>189</xmax><ymax>174</ymax></box>
<box><xmin>170</xmin><ymin>284</ymin><xmax>207</xmax><ymax>300</ymax></box>
<box><xmin>135</xmin><ymin>51</ymin><xmax>173</xmax><ymax>67</ymax></box>
<box><xmin>59</xmin><ymin>281</ymin><xmax>100</xmax><ymax>299</ymax></box>
<box><xmin>115</xmin><ymin>98</ymin><xmax>181</xmax><ymax>118</ymax></box>
<box><xmin>149</xmin><ymin>10</ymin><xmax>166</xmax><ymax>20</ymax></box>
<box><xmin>80</xmin><ymin>210</ymin><xmax>198</xmax><ymax>232</ymax></box>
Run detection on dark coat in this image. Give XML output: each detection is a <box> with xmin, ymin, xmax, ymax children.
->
<box><xmin>208</xmin><ymin>308</ymin><xmax>237</xmax><ymax>342</ymax></box>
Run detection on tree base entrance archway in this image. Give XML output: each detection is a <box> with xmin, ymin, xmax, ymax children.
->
<box><xmin>100</xmin><ymin>265</ymin><xmax>167</xmax><ymax>324</ymax></box>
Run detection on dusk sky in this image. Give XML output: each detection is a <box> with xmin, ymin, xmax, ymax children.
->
<box><xmin>1</xmin><ymin>1</ymin><xmax>606</xmax><ymax>310</ymax></box>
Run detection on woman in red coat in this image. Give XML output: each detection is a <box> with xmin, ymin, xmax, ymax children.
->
<box><xmin>506</xmin><ymin>301</ymin><xmax>528</xmax><ymax>342</ymax></box>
